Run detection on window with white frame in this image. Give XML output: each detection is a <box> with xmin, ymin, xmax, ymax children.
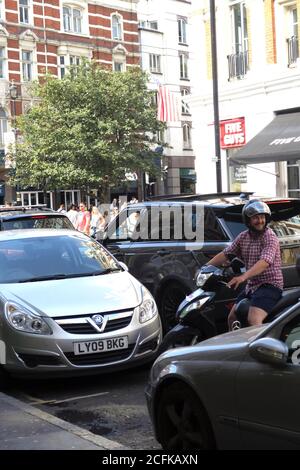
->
<box><xmin>0</xmin><ymin>108</ymin><xmax>7</xmax><ymax>146</ymax></box>
<box><xmin>113</xmin><ymin>61</ymin><xmax>124</xmax><ymax>72</ymax></box>
<box><xmin>22</xmin><ymin>50</ymin><xmax>33</xmax><ymax>81</ymax></box>
<box><xmin>0</xmin><ymin>0</ymin><xmax>5</xmax><ymax>21</ymax></box>
<box><xmin>63</xmin><ymin>5</ymin><xmax>82</xmax><ymax>33</ymax></box>
<box><xmin>182</xmin><ymin>122</ymin><xmax>192</xmax><ymax>149</ymax></box>
<box><xmin>58</xmin><ymin>55</ymin><xmax>66</xmax><ymax>78</ymax></box>
<box><xmin>179</xmin><ymin>52</ymin><xmax>188</xmax><ymax>79</ymax></box>
<box><xmin>230</xmin><ymin>1</ymin><xmax>248</xmax><ymax>54</ymax></box>
<box><xmin>178</xmin><ymin>17</ymin><xmax>187</xmax><ymax>44</ymax></box>
<box><xmin>19</xmin><ymin>0</ymin><xmax>30</xmax><ymax>24</ymax></box>
<box><xmin>181</xmin><ymin>88</ymin><xmax>190</xmax><ymax>114</ymax></box>
<box><xmin>58</xmin><ymin>54</ymin><xmax>82</xmax><ymax>78</ymax></box>
<box><xmin>112</xmin><ymin>14</ymin><xmax>122</xmax><ymax>40</ymax></box>
<box><xmin>286</xmin><ymin>4</ymin><xmax>299</xmax><ymax>66</ymax></box>
<box><xmin>0</xmin><ymin>47</ymin><xmax>6</xmax><ymax>79</ymax></box>
<box><xmin>149</xmin><ymin>54</ymin><xmax>161</xmax><ymax>73</ymax></box>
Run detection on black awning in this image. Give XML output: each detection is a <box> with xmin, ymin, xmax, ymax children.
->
<box><xmin>229</xmin><ymin>112</ymin><xmax>300</xmax><ymax>165</ymax></box>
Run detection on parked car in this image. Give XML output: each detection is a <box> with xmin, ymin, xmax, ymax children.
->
<box><xmin>146</xmin><ymin>298</ymin><xmax>300</xmax><ymax>450</ymax></box>
<box><xmin>0</xmin><ymin>205</ymin><xmax>74</xmax><ymax>230</ymax></box>
<box><xmin>0</xmin><ymin>229</ymin><xmax>161</xmax><ymax>385</ymax></box>
<box><xmin>99</xmin><ymin>192</ymin><xmax>300</xmax><ymax>332</ymax></box>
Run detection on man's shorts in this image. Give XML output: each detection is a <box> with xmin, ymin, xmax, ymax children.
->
<box><xmin>235</xmin><ymin>284</ymin><xmax>282</xmax><ymax>314</ymax></box>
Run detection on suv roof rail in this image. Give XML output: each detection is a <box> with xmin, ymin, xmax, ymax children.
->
<box><xmin>0</xmin><ymin>204</ymin><xmax>52</xmax><ymax>212</ymax></box>
<box><xmin>146</xmin><ymin>192</ymin><xmax>254</xmax><ymax>202</ymax></box>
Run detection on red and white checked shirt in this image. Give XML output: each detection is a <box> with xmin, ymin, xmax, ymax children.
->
<box><xmin>223</xmin><ymin>227</ymin><xmax>283</xmax><ymax>293</ymax></box>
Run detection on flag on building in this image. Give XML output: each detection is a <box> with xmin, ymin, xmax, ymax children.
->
<box><xmin>157</xmin><ymin>86</ymin><xmax>181</xmax><ymax>122</ymax></box>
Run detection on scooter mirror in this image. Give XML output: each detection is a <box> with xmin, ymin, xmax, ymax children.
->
<box><xmin>230</xmin><ymin>257</ymin><xmax>245</xmax><ymax>274</ymax></box>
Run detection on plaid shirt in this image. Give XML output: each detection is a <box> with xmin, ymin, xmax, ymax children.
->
<box><xmin>223</xmin><ymin>227</ymin><xmax>283</xmax><ymax>293</ymax></box>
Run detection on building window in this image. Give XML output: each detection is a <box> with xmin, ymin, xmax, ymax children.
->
<box><xmin>228</xmin><ymin>1</ymin><xmax>249</xmax><ymax>79</ymax></box>
<box><xmin>22</xmin><ymin>50</ymin><xmax>32</xmax><ymax>81</ymax></box>
<box><xmin>58</xmin><ymin>56</ymin><xmax>66</xmax><ymax>78</ymax></box>
<box><xmin>287</xmin><ymin>160</ymin><xmax>300</xmax><ymax>197</ymax></box>
<box><xmin>19</xmin><ymin>0</ymin><xmax>29</xmax><ymax>24</ymax></box>
<box><xmin>112</xmin><ymin>14</ymin><xmax>122</xmax><ymax>40</ymax></box>
<box><xmin>149</xmin><ymin>54</ymin><xmax>161</xmax><ymax>73</ymax></box>
<box><xmin>113</xmin><ymin>61</ymin><xmax>125</xmax><ymax>72</ymax></box>
<box><xmin>0</xmin><ymin>47</ymin><xmax>6</xmax><ymax>79</ymax></box>
<box><xmin>179</xmin><ymin>53</ymin><xmax>189</xmax><ymax>79</ymax></box>
<box><xmin>0</xmin><ymin>108</ymin><xmax>7</xmax><ymax>146</ymax></box>
<box><xmin>181</xmin><ymin>88</ymin><xmax>190</xmax><ymax>114</ymax></box>
<box><xmin>0</xmin><ymin>0</ymin><xmax>5</xmax><ymax>20</ymax></box>
<box><xmin>182</xmin><ymin>123</ymin><xmax>192</xmax><ymax>149</ymax></box>
<box><xmin>287</xmin><ymin>6</ymin><xmax>299</xmax><ymax>66</ymax></box>
<box><xmin>63</xmin><ymin>6</ymin><xmax>82</xmax><ymax>33</ymax></box>
<box><xmin>178</xmin><ymin>18</ymin><xmax>187</xmax><ymax>44</ymax></box>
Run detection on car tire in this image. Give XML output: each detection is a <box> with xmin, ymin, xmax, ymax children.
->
<box><xmin>157</xmin><ymin>382</ymin><xmax>215</xmax><ymax>450</ymax></box>
<box><xmin>160</xmin><ymin>282</ymin><xmax>189</xmax><ymax>333</ymax></box>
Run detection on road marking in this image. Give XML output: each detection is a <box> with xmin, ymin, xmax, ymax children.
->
<box><xmin>18</xmin><ymin>391</ymin><xmax>109</xmax><ymax>405</ymax></box>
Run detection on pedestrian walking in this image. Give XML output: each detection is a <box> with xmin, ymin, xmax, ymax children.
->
<box><xmin>76</xmin><ymin>202</ymin><xmax>90</xmax><ymax>235</ymax></box>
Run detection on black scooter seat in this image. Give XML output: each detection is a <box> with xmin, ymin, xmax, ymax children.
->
<box><xmin>270</xmin><ymin>288</ymin><xmax>300</xmax><ymax>315</ymax></box>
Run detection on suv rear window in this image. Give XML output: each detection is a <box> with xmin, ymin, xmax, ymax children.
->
<box><xmin>2</xmin><ymin>216</ymin><xmax>74</xmax><ymax>230</ymax></box>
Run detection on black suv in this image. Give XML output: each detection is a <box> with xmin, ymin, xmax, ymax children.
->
<box><xmin>100</xmin><ymin>192</ymin><xmax>300</xmax><ymax>331</ymax></box>
<box><xmin>0</xmin><ymin>205</ymin><xmax>74</xmax><ymax>230</ymax></box>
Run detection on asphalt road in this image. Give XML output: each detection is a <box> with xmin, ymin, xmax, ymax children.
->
<box><xmin>7</xmin><ymin>364</ymin><xmax>161</xmax><ymax>450</ymax></box>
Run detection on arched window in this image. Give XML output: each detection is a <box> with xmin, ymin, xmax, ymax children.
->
<box><xmin>112</xmin><ymin>14</ymin><xmax>122</xmax><ymax>40</ymax></box>
<box><xmin>182</xmin><ymin>123</ymin><xmax>192</xmax><ymax>149</ymax></box>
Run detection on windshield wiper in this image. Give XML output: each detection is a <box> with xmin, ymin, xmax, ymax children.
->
<box><xmin>18</xmin><ymin>269</ymin><xmax>122</xmax><ymax>283</ymax></box>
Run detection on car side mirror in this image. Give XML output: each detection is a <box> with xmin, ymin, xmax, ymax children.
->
<box><xmin>249</xmin><ymin>338</ymin><xmax>288</xmax><ymax>366</ymax></box>
<box><xmin>118</xmin><ymin>261</ymin><xmax>128</xmax><ymax>271</ymax></box>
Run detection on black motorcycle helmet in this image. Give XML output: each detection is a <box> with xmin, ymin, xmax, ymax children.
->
<box><xmin>242</xmin><ymin>200</ymin><xmax>271</xmax><ymax>229</ymax></box>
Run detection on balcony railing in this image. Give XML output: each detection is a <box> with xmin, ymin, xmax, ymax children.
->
<box><xmin>227</xmin><ymin>50</ymin><xmax>249</xmax><ymax>80</ymax></box>
<box><xmin>287</xmin><ymin>35</ymin><xmax>299</xmax><ymax>67</ymax></box>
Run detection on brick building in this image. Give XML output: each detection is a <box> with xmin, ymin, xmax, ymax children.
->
<box><xmin>190</xmin><ymin>0</ymin><xmax>300</xmax><ymax>197</ymax></box>
<box><xmin>0</xmin><ymin>0</ymin><xmax>139</xmax><ymax>206</ymax></box>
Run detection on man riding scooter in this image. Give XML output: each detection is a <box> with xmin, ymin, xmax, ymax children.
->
<box><xmin>208</xmin><ymin>200</ymin><xmax>283</xmax><ymax>330</ymax></box>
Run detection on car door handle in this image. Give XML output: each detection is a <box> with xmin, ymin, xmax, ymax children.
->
<box><xmin>157</xmin><ymin>250</ymin><xmax>171</xmax><ymax>255</ymax></box>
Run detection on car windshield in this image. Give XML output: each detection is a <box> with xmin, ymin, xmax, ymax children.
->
<box><xmin>0</xmin><ymin>234</ymin><xmax>121</xmax><ymax>283</ymax></box>
<box><xmin>2</xmin><ymin>216</ymin><xmax>74</xmax><ymax>230</ymax></box>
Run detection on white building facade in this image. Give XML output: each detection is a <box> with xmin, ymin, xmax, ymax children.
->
<box><xmin>190</xmin><ymin>0</ymin><xmax>300</xmax><ymax>197</ymax></box>
<box><xmin>137</xmin><ymin>0</ymin><xmax>196</xmax><ymax>195</ymax></box>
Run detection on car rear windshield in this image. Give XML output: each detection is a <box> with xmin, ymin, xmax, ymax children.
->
<box><xmin>223</xmin><ymin>200</ymin><xmax>300</xmax><ymax>239</ymax></box>
<box><xmin>2</xmin><ymin>215</ymin><xmax>74</xmax><ymax>230</ymax></box>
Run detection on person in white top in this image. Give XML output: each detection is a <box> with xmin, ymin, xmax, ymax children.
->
<box><xmin>66</xmin><ymin>204</ymin><xmax>78</xmax><ymax>227</ymax></box>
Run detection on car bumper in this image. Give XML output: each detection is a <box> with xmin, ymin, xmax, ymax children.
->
<box><xmin>2</xmin><ymin>314</ymin><xmax>162</xmax><ymax>378</ymax></box>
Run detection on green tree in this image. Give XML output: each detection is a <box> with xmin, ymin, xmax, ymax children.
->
<box><xmin>11</xmin><ymin>63</ymin><xmax>165</xmax><ymax>201</ymax></box>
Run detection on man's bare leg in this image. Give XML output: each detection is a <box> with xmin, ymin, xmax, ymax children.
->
<box><xmin>248</xmin><ymin>306</ymin><xmax>268</xmax><ymax>326</ymax></box>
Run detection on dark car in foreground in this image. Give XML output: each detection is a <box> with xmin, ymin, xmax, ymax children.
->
<box><xmin>146</xmin><ymin>297</ymin><xmax>300</xmax><ymax>450</ymax></box>
<box><xmin>100</xmin><ymin>192</ymin><xmax>300</xmax><ymax>331</ymax></box>
<box><xmin>0</xmin><ymin>205</ymin><xmax>74</xmax><ymax>230</ymax></box>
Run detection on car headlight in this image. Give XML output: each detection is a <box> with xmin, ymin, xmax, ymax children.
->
<box><xmin>138</xmin><ymin>287</ymin><xmax>158</xmax><ymax>324</ymax></box>
<box><xmin>5</xmin><ymin>302</ymin><xmax>52</xmax><ymax>335</ymax></box>
<box><xmin>196</xmin><ymin>272</ymin><xmax>213</xmax><ymax>287</ymax></box>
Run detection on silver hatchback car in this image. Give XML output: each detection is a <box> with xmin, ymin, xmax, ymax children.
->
<box><xmin>0</xmin><ymin>230</ymin><xmax>161</xmax><ymax>384</ymax></box>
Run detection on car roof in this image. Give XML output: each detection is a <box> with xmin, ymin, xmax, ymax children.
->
<box><xmin>0</xmin><ymin>228</ymin><xmax>85</xmax><ymax>242</ymax></box>
<box><xmin>0</xmin><ymin>208</ymin><xmax>67</xmax><ymax>220</ymax></box>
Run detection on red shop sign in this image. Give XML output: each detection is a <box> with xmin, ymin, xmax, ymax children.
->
<box><xmin>220</xmin><ymin>117</ymin><xmax>246</xmax><ymax>149</ymax></box>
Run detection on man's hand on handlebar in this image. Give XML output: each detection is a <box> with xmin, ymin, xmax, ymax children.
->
<box><xmin>227</xmin><ymin>273</ymin><xmax>247</xmax><ymax>290</ymax></box>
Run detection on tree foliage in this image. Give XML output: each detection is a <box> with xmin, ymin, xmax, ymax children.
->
<box><xmin>11</xmin><ymin>64</ymin><xmax>165</xmax><ymax>197</ymax></box>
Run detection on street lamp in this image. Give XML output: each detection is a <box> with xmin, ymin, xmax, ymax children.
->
<box><xmin>210</xmin><ymin>0</ymin><xmax>222</xmax><ymax>193</ymax></box>
<box><xmin>7</xmin><ymin>80</ymin><xmax>18</xmax><ymax>204</ymax></box>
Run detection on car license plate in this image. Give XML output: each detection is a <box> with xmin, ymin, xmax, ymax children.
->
<box><xmin>73</xmin><ymin>336</ymin><xmax>128</xmax><ymax>355</ymax></box>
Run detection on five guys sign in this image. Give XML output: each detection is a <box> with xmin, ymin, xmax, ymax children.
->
<box><xmin>220</xmin><ymin>117</ymin><xmax>246</xmax><ymax>149</ymax></box>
